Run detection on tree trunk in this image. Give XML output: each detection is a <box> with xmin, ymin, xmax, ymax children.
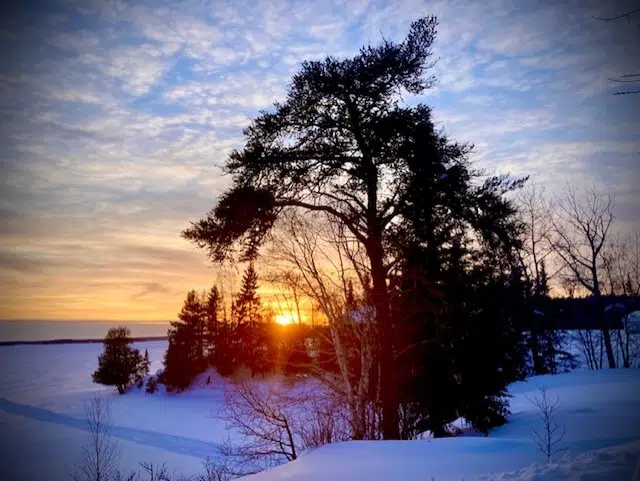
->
<box><xmin>530</xmin><ymin>328</ymin><xmax>544</xmax><ymax>375</ymax></box>
<box><xmin>594</xmin><ymin>280</ymin><xmax>616</xmax><ymax>369</ymax></box>
<box><xmin>602</xmin><ymin>327</ymin><xmax>616</xmax><ymax>368</ymax></box>
<box><xmin>368</xmin><ymin>236</ymin><xmax>399</xmax><ymax>439</ymax></box>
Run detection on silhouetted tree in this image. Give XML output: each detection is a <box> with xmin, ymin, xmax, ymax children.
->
<box><xmin>138</xmin><ymin>349</ymin><xmax>151</xmax><ymax>381</ymax></box>
<box><xmin>233</xmin><ymin>263</ymin><xmax>277</xmax><ymax>374</ymax></box>
<box><xmin>162</xmin><ymin>290</ymin><xmax>207</xmax><ymax>391</ymax></box>
<box><xmin>389</xmin><ymin>125</ymin><xmax>529</xmax><ymax>436</ymax></box>
<box><xmin>204</xmin><ymin>285</ymin><xmax>223</xmax><ymax>362</ymax></box>
<box><xmin>550</xmin><ymin>185</ymin><xmax>616</xmax><ymax>368</ymax></box>
<box><xmin>92</xmin><ymin>327</ymin><xmax>145</xmax><ymax>394</ymax></box>
<box><xmin>183</xmin><ymin>16</ymin><xmax>441</xmax><ymax>439</ymax></box>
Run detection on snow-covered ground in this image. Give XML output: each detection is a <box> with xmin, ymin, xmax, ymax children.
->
<box><xmin>0</xmin><ymin>341</ymin><xmax>638</xmax><ymax>481</ymax></box>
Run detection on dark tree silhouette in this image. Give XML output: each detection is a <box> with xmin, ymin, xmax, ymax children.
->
<box><xmin>163</xmin><ymin>290</ymin><xmax>207</xmax><ymax>391</ymax></box>
<box><xmin>232</xmin><ymin>263</ymin><xmax>276</xmax><ymax>374</ymax></box>
<box><xmin>183</xmin><ymin>16</ymin><xmax>439</xmax><ymax>439</ymax></box>
<box><xmin>391</xmin><ymin>143</ymin><xmax>529</xmax><ymax>435</ymax></box>
<box><xmin>92</xmin><ymin>327</ymin><xmax>145</xmax><ymax>394</ymax></box>
<box><xmin>204</xmin><ymin>285</ymin><xmax>223</xmax><ymax>362</ymax></box>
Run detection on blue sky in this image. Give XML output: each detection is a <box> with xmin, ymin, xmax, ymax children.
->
<box><xmin>1</xmin><ymin>0</ymin><xmax>639</xmax><ymax>320</ymax></box>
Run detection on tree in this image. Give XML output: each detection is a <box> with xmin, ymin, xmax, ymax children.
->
<box><xmin>550</xmin><ymin>185</ymin><xmax>617</xmax><ymax>368</ymax></box>
<box><xmin>92</xmin><ymin>327</ymin><xmax>145</xmax><ymax>394</ymax></box>
<box><xmin>515</xmin><ymin>183</ymin><xmax>556</xmax><ymax>374</ymax></box>
<box><xmin>218</xmin><ymin>380</ymin><xmax>350</xmax><ymax>475</ymax></box>
<box><xmin>232</xmin><ymin>263</ymin><xmax>276</xmax><ymax>374</ymax></box>
<box><xmin>162</xmin><ymin>290</ymin><xmax>207</xmax><ymax>391</ymax></box>
<box><xmin>267</xmin><ymin>213</ymin><xmax>383</xmax><ymax>440</ymax></box>
<box><xmin>527</xmin><ymin>385</ymin><xmax>566</xmax><ymax>463</ymax></box>
<box><xmin>602</xmin><ymin>229</ymin><xmax>640</xmax><ymax>367</ymax></box>
<box><xmin>380</xmin><ymin>105</ymin><xmax>529</xmax><ymax>436</ymax></box>
<box><xmin>204</xmin><ymin>285</ymin><xmax>222</xmax><ymax>362</ymax></box>
<box><xmin>139</xmin><ymin>349</ymin><xmax>151</xmax><ymax>381</ymax></box>
<box><xmin>71</xmin><ymin>396</ymin><xmax>124</xmax><ymax>481</ymax></box>
<box><xmin>183</xmin><ymin>16</ymin><xmax>442</xmax><ymax>439</ymax></box>
<box><xmin>235</xmin><ymin>263</ymin><xmax>260</xmax><ymax>327</ymax></box>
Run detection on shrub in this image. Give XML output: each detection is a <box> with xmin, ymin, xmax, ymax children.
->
<box><xmin>92</xmin><ymin>327</ymin><xmax>145</xmax><ymax>394</ymax></box>
<box><xmin>145</xmin><ymin>377</ymin><xmax>158</xmax><ymax>394</ymax></box>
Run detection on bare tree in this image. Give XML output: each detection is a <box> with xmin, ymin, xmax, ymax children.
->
<box><xmin>266</xmin><ymin>211</ymin><xmax>382</xmax><ymax>440</ymax></box>
<box><xmin>517</xmin><ymin>183</ymin><xmax>557</xmax><ymax>289</ymax></box>
<box><xmin>602</xmin><ymin>229</ymin><xmax>640</xmax><ymax>367</ymax></box>
<box><xmin>71</xmin><ymin>396</ymin><xmax>122</xmax><ymax>481</ymax></box>
<box><xmin>218</xmin><ymin>379</ymin><xmax>302</xmax><ymax>474</ymax></box>
<box><xmin>112</xmin><ymin>473</ymin><xmax>138</xmax><ymax>481</ymax></box>
<box><xmin>549</xmin><ymin>184</ymin><xmax>617</xmax><ymax>368</ymax></box>
<box><xmin>197</xmin><ymin>458</ymin><xmax>234</xmax><ymax>481</ymax></box>
<box><xmin>527</xmin><ymin>386</ymin><xmax>566</xmax><ymax>463</ymax></box>
<box><xmin>139</xmin><ymin>462</ymin><xmax>170</xmax><ymax>481</ymax></box>
<box><xmin>516</xmin><ymin>183</ymin><xmax>564</xmax><ymax>374</ymax></box>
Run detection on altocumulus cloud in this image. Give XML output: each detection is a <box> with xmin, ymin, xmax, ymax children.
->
<box><xmin>0</xmin><ymin>0</ymin><xmax>638</xmax><ymax>320</ymax></box>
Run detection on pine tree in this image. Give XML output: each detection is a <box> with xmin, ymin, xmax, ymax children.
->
<box><xmin>235</xmin><ymin>263</ymin><xmax>260</xmax><ymax>327</ymax></box>
<box><xmin>233</xmin><ymin>263</ymin><xmax>274</xmax><ymax>374</ymax></box>
<box><xmin>138</xmin><ymin>349</ymin><xmax>151</xmax><ymax>381</ymax></box>
<box><xmin>391</xmin><ymin>126</ymin><xmax>529</xmax><ymax>436</ymax></box>
<box><xmin>162</xmin><ymin>290</ymin><xmax>207</xmax><ymax>391</ymax></box>
<box><xmin>204</xmin><ymin>285</ymin><xmax>222</xmax><ymax>362</ymax></box>
<box><xmin>92</xmin><ymin>327</ymin><xmax>144</xmax><ymax>394</ymax></box>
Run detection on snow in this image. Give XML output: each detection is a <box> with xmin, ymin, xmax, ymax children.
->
<box><xmin>0</xmin><ymin>341</ymin><xmax>639</xmax><ymax>481</ymax></box>
<box><xmin>483</xmin><ymin>440</ymin><xmax>640</xmax><ymax>481</ymax></box>
<box><xmin>242</xmin><ymin>370</ymin><xmax>640</xmax><ymax>481</ymax></box>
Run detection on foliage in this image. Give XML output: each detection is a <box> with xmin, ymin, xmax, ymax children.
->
<box><xmin>162</xmin><ymin>290</ymin><xmax>207</xmax><ymax>391</ymax></box>
<box><xmin>92</xmin><ymin>327</ymin><xmax>145</xmax><ymax>394</ymax></box>
<box><xmin>385</xmin><ymin>106</ymin><xmax>529</xmax><ymax>436</ymax></box>
<box><xmin>145</xmin><ymin>377</ymin><xmax>158</xmax><ymax>394</ymax></box>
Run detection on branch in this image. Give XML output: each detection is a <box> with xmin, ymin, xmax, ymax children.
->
<box><xmin>593</xmin><ymin>8</ymin><xmax>640</xmax><ymax>21</ymax></box>
<box><xmin>275</xmin><ymin>199</ymin><xmax>368</xmax><ymax>245</ymax></box>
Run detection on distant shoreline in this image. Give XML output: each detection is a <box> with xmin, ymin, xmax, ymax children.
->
<box><xmin>0</xmin><ymin>336</ymin><xmax>169</xmax><ymax>346</ymax></box>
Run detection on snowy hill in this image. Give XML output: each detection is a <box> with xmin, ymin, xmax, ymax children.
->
<box><xmin>0</xmin><ymin>341</ymin><xmax>638</xmax><ymax>481</ymax></box>
<box><xmin>243</xmin><ymin>370</ymin><xmax>640</xmax><ymax>480</ymax></box>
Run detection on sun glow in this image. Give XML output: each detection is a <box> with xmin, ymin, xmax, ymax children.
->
<box><xmin>275</xmin><ymin>313</ymin><xmax>299</xmax><ymax>325</ymax></box>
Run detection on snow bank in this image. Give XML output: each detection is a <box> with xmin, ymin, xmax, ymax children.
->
<box><xmin>483</xmin><ymin>440</ymin><xmax>640</xmax><ymax>481</ymax></box>
<box><xmin>242</xmin><ymin>369</ymin><xmax>640</xmax><ymax>481</ymax></box>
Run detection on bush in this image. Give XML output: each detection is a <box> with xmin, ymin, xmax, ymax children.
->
<box><xmin>145</xmin><ymin>377</ymin><xmax>158</xmax><ymax>394</ymax></box>
<box><xmin>92</xmin><ymin>327</ymin><xmax>145</xmax><ymax>394</ymax></box>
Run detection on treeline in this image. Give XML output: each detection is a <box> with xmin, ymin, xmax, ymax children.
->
<box><xmin>160</xmin><ymin>263</ymin><xmax>323</xmax><ymax>391</ymax></box>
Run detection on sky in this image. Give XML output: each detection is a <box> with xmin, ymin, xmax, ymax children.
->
<box><xmin>0</xmin><ymin>0</ymin><xmax>639</xmax><ymax>321</ymax></box>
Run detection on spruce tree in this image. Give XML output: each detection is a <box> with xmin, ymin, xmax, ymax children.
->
<box><xmin>389</xmin><ymin>117</ymin><xmax>529</xmax><ymax>436</ymax></box>
<box><xmin>162</xmin><ymin>290</ymin><xmax>206</xmax><ymax>391</ymax></box>
<box><xmin>233</xmin><ymin>263</ymin><xmax>274</xmax><ymax>374</ymax></box>
<box><xmin>92</xmin><ymin>327</ymin><xmax>144</xmax><ymax>394</ymax></box>
<box><xmin>204</xmin><ymin>285</ymin><xmax>222</xmax><ymax>364</ymax></box>
<box><xmin>235</xmin><ymin>263</ymin><xmax>260</xmax><ymax>327</ymax></box>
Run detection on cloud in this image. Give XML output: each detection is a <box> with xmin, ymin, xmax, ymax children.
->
<box><xmin>0</xmin><ymin>0</ymin><xmax>638</xmax><ymax>320</ymax></box>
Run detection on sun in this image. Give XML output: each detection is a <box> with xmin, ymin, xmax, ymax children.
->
<box><xmin>275</xmin><ymin>313</ymin><xmax>298</xmax><ymax>325</ymax></box>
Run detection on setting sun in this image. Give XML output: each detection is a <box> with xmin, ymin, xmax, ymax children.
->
<box><xmin>275</xmin><ymin>313</ymin><xmax>299</xmax><ymax>325</ymax></box>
